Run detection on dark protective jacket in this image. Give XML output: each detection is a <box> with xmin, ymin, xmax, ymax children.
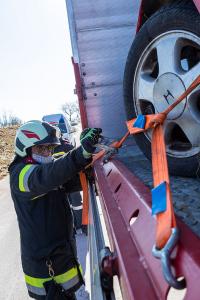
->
<box><xmin>8</xmin><ymin>146</ymin><xmax>91</xmax><ymax>297</ymax></box>
<box><xmin>53</xmin><ymin>138</ymin><xmax>83</xmax><ymax>230</ymax></box>
<box><xmin>53</xmin><ymin>138</ymin><xmax>74</xmax><ymax>158</ymax></box>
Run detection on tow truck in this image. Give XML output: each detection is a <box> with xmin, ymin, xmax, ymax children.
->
<box><xmin>65</xmin><ymin>1</ymin><xmax>200</xmax><ymax>299</ymax></box>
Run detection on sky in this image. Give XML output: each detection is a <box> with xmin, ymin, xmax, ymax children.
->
<box><xmin>0</xmin><ymin>0</ymin><xmax>76</xmax><ymax>122</ymax></box>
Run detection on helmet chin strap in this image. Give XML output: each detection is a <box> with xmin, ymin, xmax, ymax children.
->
<box><xmin>32</xmin><ymin>153</ymin><xmax>53</xmax><ymax>164</ymax></box>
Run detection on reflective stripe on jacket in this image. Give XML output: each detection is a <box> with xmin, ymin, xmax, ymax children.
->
<box><xmin>25</xmin><ymin>264</ymin><xmax>82</xmax><ymax>296</ymax></box>
<box><xmin>19</xmin><ymin>164</ymin><xmax>37</xmax><ymax>192</ymax></box>
<box><xmin>53</xmin><ymin>151</ymin><xmax>66</xmax><ymax>158</ymax></box>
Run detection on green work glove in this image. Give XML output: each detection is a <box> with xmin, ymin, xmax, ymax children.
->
<box><xmin>80</xmin><ymin>128</ymin><xmax>102</xmax><ymax>158</ymax></box>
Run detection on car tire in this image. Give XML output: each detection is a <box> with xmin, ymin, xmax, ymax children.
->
<box><xmin>123</xmin><ymin>2</ymin><xmax>200</xmax><ymax>176</ymax></box>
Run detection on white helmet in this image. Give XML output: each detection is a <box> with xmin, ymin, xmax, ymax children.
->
<box><xmin>15</xmin><ymin>120</ymin><xmax>60</xmax><ymax>157</ymax></box>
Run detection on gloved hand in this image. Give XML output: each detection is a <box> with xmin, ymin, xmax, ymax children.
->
<box><xmin>80</xmin><ymin>128</ymin><xmax>102</xmax><ymax>158</ymax></box>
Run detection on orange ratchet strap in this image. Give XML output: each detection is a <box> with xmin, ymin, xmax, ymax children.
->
<box><xmin>79</xmin><ymin>171</ymin><xmax>89</xmax><ymax>225</ymax></box>
<box><xmin>127</xmin><ymin>74</ymin><xmax>200</xmax><ymax>249</ymax></box>
<box><xmin>80</xmin><ymin>132</ymin><xmax>130</xmax><ymax>225</ymax></box>
<box><xmin>88</xmin><ymin>131</ymin><xmax>130</xmax><ymax>167</ymax></box>
<box><xmin>80</xmin><ymin>74</ymin><xmax>200</xmax><ymax>234</ymax></box>
<box><xmin>127</xmin><ymin>117</ymin><xmax>175</xmax><ymax>249</ymax></box>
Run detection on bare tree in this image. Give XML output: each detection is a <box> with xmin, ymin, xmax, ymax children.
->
<box><xmin>8</xmin><ymin>114</ymin><xmax>22</xmax><ymax>126</ymax></box>
<box><xmin>0</xmin><ymin>112</ymin><xmax>22</xmax><ymax>127</ymax></box>
<box><xmin>61</xmin><ymin>101</ymin><xmax>80</xmax><ymax>122</ymax></box>
<box><xmin>2</xmin><ymin>112</ymin><xmax>8</xmax><ymax>127</ymax></box>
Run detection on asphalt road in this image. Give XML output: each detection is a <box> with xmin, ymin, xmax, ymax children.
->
<box><xmin>0</xmin><ymin>176</ymin><xmax>27</xmax><ymax>299</ymax></box>
<box><xmin>0</xmin><ymin>176</ymin><xmax>89</xmax><ymax>300</ymax></box>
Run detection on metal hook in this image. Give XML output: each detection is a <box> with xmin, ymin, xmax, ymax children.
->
<box><xmin>152</xmin><ymin>228</ymin><xmax>186</xmax><ymax>290</ymax></box>
<box><xmin>95</xmin><ymin>141</ymin><xmax>118</xmax><ymax>163</ymax></box>
<box><xmin>46</xmin><ymin>260</ymin><xmax>55</xmax><ymax>278</ymax></box>
<box><xmin>103</xmin><ymin>148</ymin><xmax>118</xmax><ymax>163</ymax></box>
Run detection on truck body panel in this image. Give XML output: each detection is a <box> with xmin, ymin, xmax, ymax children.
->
<box><xmin>66</xmin><ymin>0</ymin><xmax>140</xmax><ymax>138</ymax></box>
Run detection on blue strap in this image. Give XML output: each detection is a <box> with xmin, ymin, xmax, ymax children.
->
<box><xmin>133</xmin><ymin>115</ymin><xmax>146</xmax><ymax>129</ymax></box>
<box><xmin>151</xmin><ymin>181</ymin><xmax>167</xmax><ymax>215</ymax></box>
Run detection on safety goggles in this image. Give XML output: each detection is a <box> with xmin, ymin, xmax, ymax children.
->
<box><xmin>34</xmin><ymin>144</ymin><xmax>56</xmax><ymax>153</ymax></box>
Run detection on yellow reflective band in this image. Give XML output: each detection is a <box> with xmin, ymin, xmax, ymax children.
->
<box><xmin>25</xmin><ymin>275</ymin><xmax>51</xmax><ymax>288</ymax></box>
<box><xmin>53</xmin><ymin>151</ymin><xmax>65</xmax><ymax>157</ymax></box>
<box><xmin>24</xmin><ymin>265</ymin><xmax>82</xmax><ymax>288</ymax></box>
<box><xmin>55</xmin><ymin>266</ymin><xmax>82</xmax><ymax>284</ymax></box>
<box><xmin>19</xmin><ymin>165</ymin><xmax>33</xmax><ymax>192</ymax></box>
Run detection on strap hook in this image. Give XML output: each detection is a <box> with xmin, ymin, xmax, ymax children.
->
<box><xmin>152</xmin><ymin>228</ymin><xmax>186</xmax><ymax>290</ymax></box>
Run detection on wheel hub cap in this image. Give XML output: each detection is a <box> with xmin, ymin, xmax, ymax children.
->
<box><xmin>153</xmin><ymin>73</ymin><xmax>186</xmax><ymax>120</ymax></box>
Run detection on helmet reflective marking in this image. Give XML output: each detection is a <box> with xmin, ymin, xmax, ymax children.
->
<box><xmin>15</xmin><ymin>120</ymin><xmax>60</xmax><ymax>157</ymax></box>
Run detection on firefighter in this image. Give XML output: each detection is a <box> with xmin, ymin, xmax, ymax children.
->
<box><xmin>52</xmin><ymin>127</ymin><xmax>74</xmax><ymax>157</ymax></box>
<box><xmin>52</xmin><ymin>129</ymin><xmax>84</xmax><ymax>232</ymax></box>
<box><xmin>8</xmin><ymin>120</ymin><xmax>101</xmax><ymax>300</ymax></box>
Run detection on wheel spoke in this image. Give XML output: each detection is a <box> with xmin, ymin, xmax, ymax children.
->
<box><xmin>137</xmin><ymin>75</ymin><xmax>155</xmax><ymax>104</ymax></box>
<box><xmin>156</xmin><ymin>36</ymin><xmax>179</xmax><ymax>76</ymax></box>
<box><xmin>163</xmin><ymin>121</ymin><xmax>176</xmax><ymax>145</ymax></box>
<box><xmin>163</xmin><ymin>119</ymin><xmax>200</xmax><ymax>154</ymax></box>
<box><xmin>176</xmin><ymin>117</ymin><xmax>200</xmax><ymax>147</ymax></box>
<box><xmin>180</xmin><ymin>61</ymin><xmax>200</xmax><ymax>89</ymax></box>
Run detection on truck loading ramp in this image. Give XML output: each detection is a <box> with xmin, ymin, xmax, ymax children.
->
<box><xmin>116</xmin><ymin>137</ymin><xmax>200</xmax><ymax>238</ymax></box>
<box><xmin>92</xmin><ymin>138</ymin><xmax>200</xmax><ymax>299</ymax></box>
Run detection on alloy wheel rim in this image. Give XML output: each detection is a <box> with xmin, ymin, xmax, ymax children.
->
<box><xmin>134</xmin><ymin>30</ymin><xmax>200</xmax><ymax>158</ymax></box>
